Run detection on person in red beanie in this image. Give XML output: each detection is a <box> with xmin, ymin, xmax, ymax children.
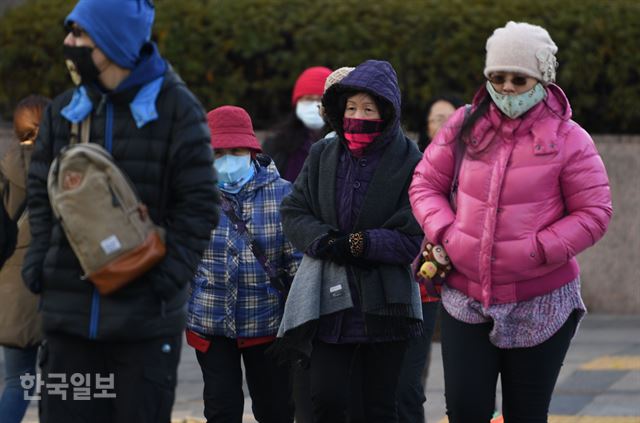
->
<box><xmin>186</xmin><ymin>105</ymin><xmax>301</xmax><ymax>423</ymax></box>
<box><xmin>263</xmin><ymin>66</ymin><xmax>332</xmax><ymax>182</ymax></box>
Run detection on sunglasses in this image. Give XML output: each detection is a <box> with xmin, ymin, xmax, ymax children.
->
<box><xmin>487</xmin><ymin>74</ymin><xmax>530</xmax><ymax>86</ymax></box>
<box><xmin>65</xmin><ymin>24</ymin><xmax>86</xmax><ymax>38</ymax></box>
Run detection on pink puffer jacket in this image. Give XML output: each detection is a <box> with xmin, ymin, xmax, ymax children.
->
<box><xmin>409</xmin><ymin>84</ymin><xmax>612</xmax><ymax>306</ymax></box>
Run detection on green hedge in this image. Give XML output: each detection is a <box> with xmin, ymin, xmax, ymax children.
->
<box><xmin>1</xmin><ymin>0</ymin><xmax>638</xmax><ymax>133</ymax></box>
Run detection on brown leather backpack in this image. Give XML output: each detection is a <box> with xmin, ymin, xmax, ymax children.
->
<box><xmin>47</xmin><ymin>116</ymin><xmax>166</xmax><ymax>295</ymax></box>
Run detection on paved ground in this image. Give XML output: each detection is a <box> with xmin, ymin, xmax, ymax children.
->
<box><xmin>2</xmin><ymin>313</ymin><xmax>638</xmax><ymax>422</ymax></box>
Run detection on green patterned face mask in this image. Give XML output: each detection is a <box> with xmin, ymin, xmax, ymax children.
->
<box><xmin>486</xmin><ymin>81</ymin><xmax>546</xmax><ymax>119</ymax></box>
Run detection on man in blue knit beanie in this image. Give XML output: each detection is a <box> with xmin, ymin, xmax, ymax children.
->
<box><xmin>22</xmin><ymin>0</ymin><xmax>221</xmax><ymax>421</ymax></box>
<box><xmin>66</xmin><ymin>0</ymin><xmax>154</xmax><ymax>69</ymax></box>
<box><xmin>62</xmin><ymin>0</ymin><xmax>157</xmax><ymax>89</ymax></box>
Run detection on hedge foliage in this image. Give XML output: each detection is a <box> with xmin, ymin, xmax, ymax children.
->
<box><xmin>1</xmin><ymin>0</ymin><xmax>638</xmax><ymax>133</ymax></box>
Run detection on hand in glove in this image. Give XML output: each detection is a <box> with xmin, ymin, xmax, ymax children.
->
<box><xmin>317</xmin><ymin>231</ymin><xmax>369</xmax><ymax>267</ymax></box>
<box><xmin>315</xmin><ymin>230</ymin><xmax>345</xmax><ymax>259</ymax></box>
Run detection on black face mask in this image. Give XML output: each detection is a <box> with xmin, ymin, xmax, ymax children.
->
<box><xmin>63</xmin><ymin>45</ymin><xmax>101</xmax><ymax>85</ymax></box>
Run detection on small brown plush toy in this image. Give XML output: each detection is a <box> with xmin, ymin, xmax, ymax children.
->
<box><xmin>418</xmin><ymin>243</ymin><xmax>452</xmax><ymax>280</ymax></box>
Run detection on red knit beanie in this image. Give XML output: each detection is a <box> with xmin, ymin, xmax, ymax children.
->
<box><xmin>291</xmin><ymin>66</ymin><xmax>332</xmax><ymax>106</ymax></box>
<box><xmin>207</xmin><ymin>106</ymin><xmax>262</xmax><ymax>153</ymax></box>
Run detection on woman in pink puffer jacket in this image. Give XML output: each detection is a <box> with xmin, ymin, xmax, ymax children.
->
<box><xmin>409</xmin><ymin>22</ymin><xmax>612</xmax><ymax>423</ymax></box>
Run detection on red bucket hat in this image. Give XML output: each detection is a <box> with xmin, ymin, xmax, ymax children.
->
<box><xmin>291</xmin><ymin>66</ymin><xmax>332</xmax><ymax>106</ymax></box>
<box><xmin>207</xmin><ymin>106</ymin><xmax>262</xmax><ymax>153</ymax></box>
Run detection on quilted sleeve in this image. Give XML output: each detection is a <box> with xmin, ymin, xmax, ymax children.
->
<box><xmin>536</xmin><ymin>125</ymin><xmax>613</xmax><ymax>264</ymax></box>
<box><xmin>147</xmin><ymin>85</ymin><xmax>220</xmax><ymax>300</ymax></box>
<box><xmin>409</xmin><ymin>107</ymin><xmax>465</xmax><ymax>245</ymax></box>
<box><xmin>22</xmin><ymin>104</ymin><xmax>55</xmax><ymax>293</ymax></box>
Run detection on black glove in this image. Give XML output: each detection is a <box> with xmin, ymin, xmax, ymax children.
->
<box><xmin>317</xmin><ymin>231</ymin><xmax>370</xmax><ymax>267</ymax></box>
<box><xmin>315</xmin><ymin>230</ymin><xmax>346</xmax><ymax>260</ymax></box>
<box><xmin>325</xmin><ymin>234</ymin><xmax>351</xmax><ymax>265</ymax></box>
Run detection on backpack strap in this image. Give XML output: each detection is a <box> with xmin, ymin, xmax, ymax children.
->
<box><xmin>80</xmin><ymin>115</ymin><xmax>91</xmax><ymax>144</ymax></box>
<box><xmin>220</xmin><ymin>196</ymin><xmax>278</xmax><ymax>279</ymax></box>
<box><xmin>15</xmin><ymin>141</ymin><xmax>32</xmax><ymax>225</ymax></box>
<box><xmin>69</xmin><ymin>115</ymin><xmax>91</xmax><ymax>146</ymax></box>
<box><xmin>449</xmin><ymin>104</ymin><xmax>471</xmax><ymax>210</ymax></box>
<box><xmin>70</xmin><ymin>122</ymin><xmax>80</xmax><ymax>146</ymax></box>
<box><xmin>220</xmin><ymin>195</ymin><xmax>288</xmax><ymax>296</ymax></box>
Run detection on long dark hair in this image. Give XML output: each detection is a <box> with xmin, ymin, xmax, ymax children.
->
<box><xmin>263</xmin><ymin>112</ymin><xmax>312</xmax><ymax>154</ymax></box>
<box><xmin>263</xmin><ymin>109</ymin><xmax>330</xmax><ymax>152</ymax></box>
<box><xmin>458</xmin><ymin>91</ymin><xmax>491</xmax><ymax>145</ymax></box>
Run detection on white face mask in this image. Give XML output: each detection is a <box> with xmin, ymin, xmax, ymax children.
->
<box><xmin>295</xmin><ymin>100</ymin><xmax>325</xmax><ymax>130</ymax></box>
<box><xmin>486</xmin><ymin>81</ymin><xmax>547</xmax><ymax>119</ymax></box>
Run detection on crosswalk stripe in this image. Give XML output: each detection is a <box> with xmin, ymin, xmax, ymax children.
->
<box><xmin>438</xmin><ymin>416</ymin><xmax>640</xmax><ymax>423</ymax></box>
<box><xmin>548</xmin><ymin>418</ymin><xmax>640</xmax><ymax>423</ymax></box>
<box><xmin>581</xmin><ymin>356</ymin><xmax>640</xmax><ymax>370</ymax></box>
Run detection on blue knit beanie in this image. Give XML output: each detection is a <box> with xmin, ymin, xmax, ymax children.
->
<box><xmin>65</xmin><ymin>0</ymin><xmax>155</xmax><ymax>69</ymax></box>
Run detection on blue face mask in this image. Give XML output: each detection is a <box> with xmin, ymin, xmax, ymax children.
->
<box><xmin>214</xmin><ymin>154</ymin><xmax>254</xmax><ymax>193</ymax></box>
<box><xmin>486</xmin><ymin>81</ymin><xmax>547</xmax><ymax>119</ymax></box>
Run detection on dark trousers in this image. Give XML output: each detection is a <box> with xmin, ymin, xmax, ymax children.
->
<box><xmin>293</xmin><ymin>356</ymin><xmax>366</xmax><ymax>423</ymax></box>
<box><xmin>396</xmin><ymin>301</ymin><xmax>440</xmax><ymax>423</ymax></box>
<box><xmin>292</xmin><ymin>364</ymin><xmax>313</xmax><ymax>423</ymax></box>
<box><xmin>39</xmin><ymin>332</ymin><xmax>181</xmax><ymax>423</ymax></box>
<box><xmin>441</xmin><ymin>308</ymin><xmax>577</xmax><ymax>423</ymax></box>
<box><xmin>293</xmin><ymin>357</ymin><xmax>366</xmax><ymax>423</ymax></box>
<box><xmin>195</xmin><ymin>337</ymin><xmax>293</xmax><ymax>423</ymax></box>
<box><xmin>309</xmin><ymin>340</ymin><xmax>407</xmax><ymax>423</ymax></box>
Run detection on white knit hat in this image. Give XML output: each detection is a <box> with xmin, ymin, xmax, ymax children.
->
<box><xmin>484</xmin><ymin>21</ymin><xmax>558</xmax><ymax>85</ymax></box>
<box><xmin>324</xmin><ymin>67</ymin><xmax>355</xmax><ymax>93</ymax></box>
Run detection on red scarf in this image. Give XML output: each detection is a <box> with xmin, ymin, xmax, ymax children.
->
<box><xmin>343</xmin><ymin>117</ymin><xmax>384</xmax><ymax>152</ymax></box>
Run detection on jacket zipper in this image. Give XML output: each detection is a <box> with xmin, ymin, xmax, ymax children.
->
<box><xmin>89</xmin><ymin>288</ymin><xmax>100</xmax><ymax>339</ymax></box>
<box><xmin>88</xmin><ymin>98</ymin><xmax>114</xmax><ymax>339</ymax></box>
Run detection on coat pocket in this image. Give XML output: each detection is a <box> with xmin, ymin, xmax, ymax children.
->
<box><xmin>492</xmin><ymin>234</ymin><xmax>545</xmax><ymax>280</ymax></box>
<box><xmin>442</xmin><ymin>224</ymin><xmax>480</xmax><ymax>277</ymax></box>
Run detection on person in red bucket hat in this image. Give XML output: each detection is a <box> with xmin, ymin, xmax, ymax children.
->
<box><xmin>263</xmin><ymin>66</ymin><xmax>332</xmax><ymax>182</ymax></box>
<box><xmin>186</xmin><ymin>105</ymin><xmax>302</xmax><ymax>423</ymax></box>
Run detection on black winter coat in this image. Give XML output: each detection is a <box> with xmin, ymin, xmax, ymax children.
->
<box><xmin>22</xmin><ymin>68</ymin><xmax>220</xmax><ymax>341</ymax></box>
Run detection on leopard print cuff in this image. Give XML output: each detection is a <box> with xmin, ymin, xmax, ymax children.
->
<box><xmin>348</xmin><ymin>232</ymin><xmax>366</xmax><ymax>257</ymax></box>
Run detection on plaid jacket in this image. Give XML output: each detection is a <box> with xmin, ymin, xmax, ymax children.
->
<box><xmin>187</xmin><ymin>156</ymin><xmax>301</xmax><ymax>339</ymax></box>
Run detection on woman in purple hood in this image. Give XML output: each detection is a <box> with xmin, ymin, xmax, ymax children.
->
<box><xmin>279</xmin><ymin>60</ymin><xmax>425</xmax><ymax>422</ymax></box>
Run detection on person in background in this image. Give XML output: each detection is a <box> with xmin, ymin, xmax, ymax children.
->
<box><xmin>263</xmin><ymin>66</ymin><xmax>332</xmax><ymax>182</ymax></box>
<box><xmin>410</xmin><ymin>21</ymin><xmax>612</xmax><ymax>423</ymax></box>
<box><xmin>320</xmin><ymin>67</ymin><xmax>355</xmax><ymax>139</ymax></box>
<box><xmin>22</xmin><ymin>0</ymin><xmax>219</xmax><ymax>421</ymax></box>
<box><xmin>279</xmin><ymin>59</ymin><xmax>424</xmax><ymax>423</ymax></box>
<box><xmin>396</xmin><ymin>93</ymin><xmax>463</xmax><ymax>423</ymax></box>
<box><xmin>416</xmin><ymin>94</ymin><xmax>464</xmax><ymax>152</ymax></box>
<box><xmin>0</xmin><ymin>95</ymin><xmax>49</xmax><ymax>423</ymax></box>
<box><xmin>187</xmin><ymin>105</ymin><xmax>301</xmax><ymax>423</ymax></box>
